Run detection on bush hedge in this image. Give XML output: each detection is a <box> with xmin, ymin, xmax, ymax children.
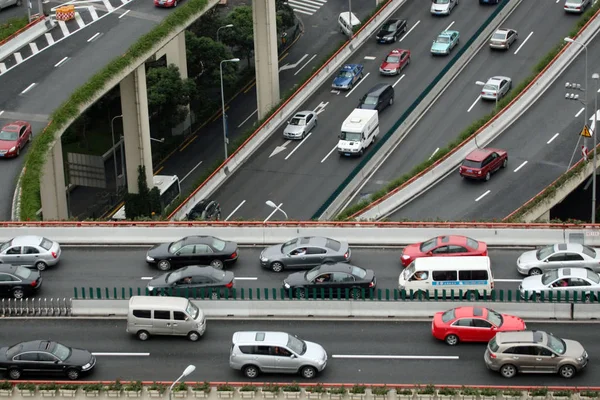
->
<box><xmin>335</xmin><ymin>1</ymin><xmax>600</xmax><ymax>221</ymax></box>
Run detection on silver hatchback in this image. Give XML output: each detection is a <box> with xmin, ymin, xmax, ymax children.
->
<box><xmin>0</xmin><ymin>236</ymin><xmax>61</xmax><ymax>270</ymax></box>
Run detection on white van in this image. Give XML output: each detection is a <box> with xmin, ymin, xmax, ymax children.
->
<box><xmin>338</xmin><ymin>11</ymin><xmax>360</xmax><ymax>36</ymax></box>
<box><xmin>398</xmin><ymin>256</ymin><xmax>494</xmax><ymax>300</ymax></box>
<box><xmin>337</xmin><ymin>109</ymin><xmax>379</xmax><ymax>157</ymax></box>
<box><xmin>126</xmin><ymin>296</ymin><xmax>206</xmax><ymax>341</ymax></box>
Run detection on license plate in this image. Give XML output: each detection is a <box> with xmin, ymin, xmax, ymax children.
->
<box><xmin>344</xmin><ymin>153</ymin><xmax>351</xmax><ymax>156</ymax></box>
<box><xmin>0</xmin><ymin>154</ymin><xmax>4</xmax><ymax>157</ymax></box>
<box><xmin>467</xmin><ymin>169</ymin><xmax>472</xmax><ymax>173</ymax></box>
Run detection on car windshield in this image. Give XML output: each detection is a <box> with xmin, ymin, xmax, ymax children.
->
<box><xmin>51</xmin><ymin>343</ymin><xmax>71</xmax><ymax>361</ymax></box>
<box><xmin>488</xmin><ymin>336</ymin><xmax>499</xmax><ymax>352</ymax></box>
<box><xmin>441</xmin><ymin>309</ymin><xmax>455</xmax><ymax>323</ymax></box>
<box><xmin>14</xmin><ymin>266</ymin><xmax>32</xmax><ymax>279</ymax></box>
<box><xmin>402</xmin><ymin>264</ymin><xmax>415</xmax><ymax>280</ymax></box>
<box><xmin>351</xmin><ymin>266</ymin><xmax>367</xmax><ymax>279</ymax></box>
<box><xmin>169</xmin><ymin>239</ymin><xmax>185</xmax><ymax>254</ymax></box>
<box><xmin>6</xmin><ymin>343</ymin><xmax>23</xmax><ymax>359</ymax></box>
<box><xmin>305</xmin><ymin>266</ymin><xmax>322</xmax><ymax>281</ymax></box>
<box><xmin>0</xmin><ymin>130</ymin><xmax>17</xmax><ymax>141</ymax></box>
<box><xmin>483</xmin><ymin>84</ymin><xmax>498</xmax><ymax>91</ymax></box>
<box><xmin>434</xmin><ymin>0</ymin><xmax>449</xmax><ymax>3</ymax></box>
<box><xmin>546</xmin><ymin>334</ymin><xmax>566</xmax><ymax>354</ymax></box>
<box><xmin>0</xmin><ymin>241</ymin><xmax>10</xmax><ymax>252</ymax></box>
<box><xmin>166</xmin><ymin>270</ymin><xmax>183</xmax><ymax>284</ymax></box>
<box><xmin>340</xmin><ymin>131</ymin><xmax>362</xmax><ymax>141</ymax></box>
<box><xmin>436</xmin><ymin>36</ymin><xmax>450</xmax><ymax>44</ymax></box>
<box><xmin>492</xmin><ymin>32</ymin><xmax>507</xmax><ymax>40</ymax></box>
<box><xmin>290</xmin><ymin>117</ymin><xmax>305</xmax><ymax>126</ymax></box>
<box><xmin>582</xmin><ymin>245</ymin><xmax>597</xmax><ymax>258</ymax></box>
<box><xmin>339</xmin><ymin>71</ymin><xmax>353</xmax><ymax>78</ymax></box>
<box><xmin>40</xmin><ymin>238</ymin><xmax>53</xmax><ymax>250</ymax></box>
<box><xmin>382</xmin><ymin>23</ymin><xmax>395</xmax><ymax>32</ymax></box>
<box><xmin>362</xmin><ymin>96</ymin><xmax>378</xmax><ymax>106</ymax></box>
<box><xmin>186</xmin><ymin>301</ymin><xmax>200</xmax><ymax>319</ymax></box>
<box><xmin>462</xmin><ymin>159</ymin><xmax>482</xmax><ymax>168</ymax></box>
<box><xmin>541</xmin><ymin>270</ymin><xmax>559</xmax><ymax>285</ymax></box>
<box><xmin>487</xmin><ymin>309</ymin><xmax>503</xmax><ymax>327</ymax></box>
<box><xmin>536</xmin><ymin>245</ymin><xmax>555</xmax><ymax>260</ymax></box>
<box><xmin>586</xmin><ymin>269</ymin><xmax>600</xmax><ymax>283</ymax></box>
<box><xmin>386</xmin><ymin>55</ymin><xmax>400</xmax><ymax>63</ymax></box>
<box><xmin>282</xmin><ymin>238</ymin><xmax>298</xmax><ymax>254</ymax></box>
<box><xmin>419</xmin><ymin>238</ymin><xmax>437</xmax><ymax>252</ymax></box>
<box><xmin>466</xmin><ymin>237</ymin><xmax>479</xmax><ymax>249</ymax></box>
<box><xmin>210</xmin><ymin>237</ymin><xmax>226</xmax><ymax>251</ymax></box>
<box><xmin>287</xmin><ymin>334</ymin><xmax>307</xmax><ymax>355</ymax></box>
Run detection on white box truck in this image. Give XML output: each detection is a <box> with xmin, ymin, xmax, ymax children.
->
<box><xmin>337</xmin><ymin>109</ymin><xmax>379</xmax><ymax>157</ymax></box>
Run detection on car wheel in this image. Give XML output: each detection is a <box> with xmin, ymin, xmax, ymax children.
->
<box><xmin>502</xmin><ymin>158</ymin><xmax>508</xmax><ymax>168</ymax></box>
<box><xmin>350</xmin><ymin>288</ymin><xmax>362</xmax><ymax>299</ymax></box>
<box><xmin>8</xmin><ymin>368</ymin><xmax>21</xmax><ymax>380</ymax></box>
<box><xmin>584</xmin><ymin>293</ymin><xmax>594</xmax><ymax>303</ymax></box>
<box><xmin>66</xmin><ymin>368</ymin><xmax>80</xmax><ymax>380</ymax></box>
<box><xmin>559</xmin><ymin>364</ymin><xmax>576</xmax><ymax>379</ymax></box>
<box><xmin>464</xmin><ymin>291</ymin><xmax>478</xmax><ymax>301</ymax></box>
<box><xmin>295</xmin><ymin>288</ymin><xmax>306</xmax><ymax>299</ymax></box>
<box><xmin>506</xmin><ymin>41</ymin><xmax>510</xmax><ymax>50</ymax></box>
<box><xmin>188</xmin><ymin>331</ymin><xmax>200</xmax><ymax>342</ymax></box>
<box><xmin>484</xmin><ymin>172</ymin><xmax>491</xmax><ymax>181</ymax></box>
<box><xmin>529</xmin><ymin>268</ymin><xmax>543</xmax><ymax>276</ymax></box>
<box><xmin>445</xmin><ymin>334</ymin><xmax>459</xmax><ymax>346</ymax></box>
<box><xmin>271</xmin><ymin>262</ymin><xmax>284</xmax><ymax>272</ymax></box>
<box><xmin>500</xmin><ymin>364</ymin><xmax>517</xmax><ymax>378</ymax></box>
<box><xmin>244</xmin><ymin>365</ymin><xmax>260</xmax><ymax>379</ymax></box>
<box><xmin>157</xmin><ymin>260</ymin><xmax>171</xmax><ymax>271</ymax></box>
<box><xmin>35</xmin><ymin>261</ymin><xmax>47</xmax><ymax>271</ymax></box>
<box><xmin>359</xmin><ymin>148</ymin><xmax>364</xmax><ymax>156</ymax></box>
<box><xmin>301</xmin><ymin>366</ymin><xmax>317</xmax><ymax>379</ymax></box>
<box><xmin>412</xmin><ymin>290</ymin><xmax>428</xmax><ymax>300</ymax></box>
<box><xmin>403</xmin><ymin>24</ymin><xmax>407</xmax><ymax>33</ymax></box>
<box><xmin>137</xmin><ymin>330</ymin><xmax>150</xmax><ymax>341</ymax></box>
<box><xmin>12</xmin><ymin>288</ymin><xmax>24</xmax><ymax>299</ymax></box>
<box><xmin>210</xmin><ymin>259</ymin><xmax>224</xmax><ymax>270</ymax></box>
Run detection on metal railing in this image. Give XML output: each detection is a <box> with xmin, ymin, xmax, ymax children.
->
<box><xmin>0</xmin><ymin>298</ymin><xmax>72</xmax><ymax>317</ymax></box>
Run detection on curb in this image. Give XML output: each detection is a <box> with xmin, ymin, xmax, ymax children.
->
<box><xmin>0</xmin><ymin>15</ymin><xmax>43</xmax><ymax>47</ymax></box>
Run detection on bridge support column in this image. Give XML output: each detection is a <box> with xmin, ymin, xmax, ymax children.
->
<box><xmin>40</xmin><ymin>141</ymin><xmax>68</xmax><ymax>220</ymax></box>
<box><xmin>537</xmin><ymin>210</ymin><xmax>551</xmax><ymax>222</ymax></box>
<box><xmin>253</xmin><ymin>0</ymin><xmax>280</xmax><ymax>119</ymax></box>
<box><xmin>120</xmin><ymin>64</ymin><xmax>153</xmax><ymax>194</ymax></box>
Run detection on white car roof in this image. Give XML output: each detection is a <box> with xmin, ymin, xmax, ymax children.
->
<box><xmin>558</xmin><ymin>267</ymin><xmax>589</xmax><ymax>278</ymax></box>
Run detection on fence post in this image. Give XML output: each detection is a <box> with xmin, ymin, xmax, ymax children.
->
<box><xmin>73</xmin><ymin>287</ymin><xmax>78</xmax><ymax>299</ymax></box>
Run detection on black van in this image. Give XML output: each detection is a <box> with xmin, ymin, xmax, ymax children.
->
<box><xmin>357</xmin><ymin>83</ymin><xmax>394</xmax><ymax>112</ymax></box>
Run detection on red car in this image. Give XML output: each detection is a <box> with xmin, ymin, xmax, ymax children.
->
<box><xmin>154</xmin><ymin>0</ymin><xmax>179</xmax><ymax>7</ymax></box>
<box><xmin>432</xmin><ymin>306</ymin><xmax>526</xmax><ymax>346</ymax></box>
<box><xmin>400</xmin><ymin>235</ymin><xmax>487</xmax><ymax>267</ymax></box>
<box><xmin>459</xmin><ymin>148</ymin><xmax>508</xmax><ymax>181</ymax></box>
<box><xmin>379</xmin><ymin>49</ymin><xmax>410</xmax><ymax>76</ymax></box>
<box><xmin>0</xmin><ymin>121</ymin><xmax>32</xmax><ymax>158</ymax></box>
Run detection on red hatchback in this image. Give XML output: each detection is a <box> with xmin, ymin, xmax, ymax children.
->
<box><xmin>459</xmin><ymin>148</ymin><xmax>508</xmax><ymax>181</ymax></box>
<box><xmin>154</xmin><ymin>0</ymin><xmax>178</xmax><ymax>7</ymax></box>
<box><xmin>0</xmin><ymin>121</ymin><xmax>32</xmax><ymax>158</ymax></box>
<box><xmin>379</xmin><ymin>49</ymin><xmax>410</xmax><ymax>76</ymax></box>
<box><xmin>400</xmin><ymin>235</ymin><xmax>487</xmax><ymax>267</ymax></box>
<box><xmin>432</xmin><ymin>306</ymin><xmax>526</xmax><ymax>346</ymax></box>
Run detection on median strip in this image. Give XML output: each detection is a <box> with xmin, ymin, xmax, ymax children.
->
<box><xmin>332</xmin><ymin>355</ymin><xmax>459</xmax><ymax>360</ymax></box>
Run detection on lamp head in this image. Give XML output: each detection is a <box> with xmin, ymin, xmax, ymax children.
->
<box><xmin>225</xmin><ymin>24</ymin><xmax>234</xmax><ymax>28</ymax></box>
<box><xmin>230</xmin><ymin>58</ymin><xmax>240</xmax><ymax>63</ymax></box>
<box><xmin>564</xmin><ymin>37</ymin><xmax>574</xmax><ymax>43</ymax></box>
<box><xmin>182</xmin><ymin>365</ymin><xmax>196</xmax><ymax>377</ymax></box>
<box><xmin>266</xmin><ymin>200</ymin><xmax>277</xmax><ymax>208</ymax></box>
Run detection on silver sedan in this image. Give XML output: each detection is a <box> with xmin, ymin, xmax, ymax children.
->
<box><xmin>480</xmin><ymin>76</ymin><xmax>511</xmax><ymax>101</ymax></box>
<box><xmin>489</xmin><ymin>28</ymin><xmax>517</xmax><ymax>50</ymax></box>
<box><xmin>259</xmin><ymin>236</ymin><xmax>351</xmax><ymax>272</ymax></box>
<box><xmin>0</xmin><ymin>235</ymin><xmax>62</xmax><ymax>270</ymax></box>
<box><xmin>283</xmin><ymin>111</ymin><xmax>317</xmax><ymax>140</ymax></box>
<box><xmin>516</xmin><ymin>243</ymin><xmax>600</xmax><ymax>276</ymax></box>
<box><xmin>519</xmin><ymin>267</ymin><xmax>600</xmax><ymax>302</ymax></box>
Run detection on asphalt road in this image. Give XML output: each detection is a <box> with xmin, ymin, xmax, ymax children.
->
<box><xmin>353</xmin><ymin>1</ymin><xmax>583</xmax><ymax>207</ymax></box>
<box><xmin>1</xmin><ymin>319</ymin><xmax>598</xmax><ymax>384</ymax></box>
<box><xmin>29</xmin><ymin>247</ymin><xmax>529</xmax><ymax>299</ymax></box>
<box><xmin>209</xmin><ymin>1</ymin><xmax>500</xmax><ymax>222</ymax></box>
<box><xmin>0</xmin><ymin>3</ymin><xmax>28</xmax><ymax>23</ymax></box>
<box><xmin>390</xmin><ymin>23</ymin><xmax>600</xmax><ymax>221</ymax></box>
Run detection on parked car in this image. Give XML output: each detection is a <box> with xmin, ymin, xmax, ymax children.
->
<box><xmin>260</xmin><ymin>236</ymin><xmax>351</xmax><ymax>272</ymax></box>
<box><xmin>146</xmin><ymin>236</ymin><xmax>238</xmax><ymax>271</ymax></box>
<box><xmin>400</xmin><ymin>235</ymin><xmax>487</xmax><ymax>267</ymax></box>
<box><xmin>0</xmin><ymin>264</ymin><xmax>42</xmax><ymax>299</ymax></box>
<box><xmin>0</xmin><ymin>340</ymin><xmax>96</xmax><ymax>380</ymax></box>
<box><xmin>459</xmin><ymin>148</ymin><xmax>508</xmax><ymax>181</ymax></box>
<box><xmin>480</xmin><ymin>76</ymin><xmax>512</xmax><ymax>100</ymax></box>
<box><xmin>283</xmin><ymin>111</ymin><xmax>317</xmax><ymax>140</ymax></box>
<box><xmin>484</xmin><ymin>331</ymin><xmax>588</xmax><ymax>379</ymax></box>
<box><xmin>283</xmin><ymin>262</ymin><xmax>376</xmax><ymax>298</ymax></box>
<box><xmin>186</xmin><ymin>199</ymin><xmax>221</xmax><ymax>221</ymax></box>
<box><xmin>0</xmin><ymin>121</ymin><xmax>32</xmax><ymax>158</ymax></box>
<box><xmin>516</xmin><ymin>243</ymin><xmax>600</xmax><ymax>276</ymax></box>
<box><xmin>564</xmin><ymin>0</ymin><xmax>591</xmax><ymax>13</ymax></box>
<box><xmin>430</xmin><ymin>0</ymin><xmax>458</xmax><ymax>15</ymax></box>
<box><xmin>519</xmin><ymin>267</ymin><xmax>600</xmax><ymax>301</ymax></box>
<box><xmin>0</xmin><ymin>0</ymin><xmax>23</xmax><ymax>11</ymax></box>
<box><xmin>0</xmin><ymin>235</ymin><xmax>61</xmax><ymax>271</ymax></box>
<box><xmin>379</xmin><ymin>49</ymin><xmax>410</xmax><ymax>76</ymax></box>
<box><xmin>432</xmin><ymin>306</ymin><xmax>526</xmax><ymax>346</ymax></box>
<box><xmin>431</xmin><ymin>30</ymin><xmax>459</xmax><ymax>55</ymax></box>
<box><xmin>147</xmin><ymin>265</ymin><xmax>235</xmax><ymax>298</ymax></box>
<box><xmin>489</xmin><ymin>28</ymin><xmax>518</xmax><ymax>50</ymax></box>
<box><xmin>375</xmin><ymin>18</ymin><xmax>407</xmax><ymax>43</ymax></box>
<box><xmin>332</xmin><ymin>64</ymin><xmax>364</xmax><ymax>90</ymax></box>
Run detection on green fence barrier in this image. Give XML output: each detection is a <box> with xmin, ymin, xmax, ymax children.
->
<box><xmin>312</xmin><ymin>0</ymin><xmax>511</xmax><ymax>219</ymax></box>
<box><xmin>72</xmin><ymin>287</ymin><xmax>600</xmax><ymax>302</ymax></box>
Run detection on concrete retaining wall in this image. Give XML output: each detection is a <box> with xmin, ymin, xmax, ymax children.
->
<box><xmin>0</xmin><ymin>17</ymin><xmax>55</xmax><ymax>62</ymax></box>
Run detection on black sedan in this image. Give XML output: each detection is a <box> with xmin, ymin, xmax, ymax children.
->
<box><xmin>147</xmin><ymin>265</ymin><xmax>235</xmax><ymax>298</ymax></box>
<box><xmin>0</xmin><ymin>340</ymin><xmax>96</xmax><ymax>380</ymax></box>
<box><xmin>282</xmin><ymin>262</ymin><xmax>376</xmax><ymax>299</ymax></box>
<box><xmin>186</xmin><ymin>199</ymin><xmax>222</xmax><ymax>221</ymax></box>
<box><xmin>0</xmin><ymin>264</ymin><xmax>42</xmax><ymax>299</ymax></box>
<box><xmin>146</xmin><ymin>236</ymin><xmax>238</xmax><ymax>271</ymax></box>
<box><xmin>375</xmin><ymin>18</ymin><xmax>408</xmax><ymax>43</ymax></box>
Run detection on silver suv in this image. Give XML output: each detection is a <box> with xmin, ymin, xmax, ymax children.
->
<box><xmin>229</xmin><ymin>331</ymin><xmax>327</xmax><ymax>379</ymax></box>
<box><xmin>484</xmin><ymin>331</ymin><xmax>588</xmax><ymax>379</ymax></box>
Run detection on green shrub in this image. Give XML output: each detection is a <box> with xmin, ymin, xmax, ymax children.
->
<box><xmin>16</xmin><ymin>383</ymin><xmax>35</xmax><ymax>392</ymax></box>
<box><xmin>38</xmin><ymin>383</ymin><xmax>59</xmax><ymax>391</ymax></box>
<box><xmin>60</xmin><ymin>384</ymin><xmax>79</xmax><ymax>391</ymax></box>
<box><xmin>172</xmin><ymin>382</ymin><xmax>188</xmax><ymax>392</ymax></box>
<box><xmin>553</xmin><ymin>391</ymin><xmax>571</xmax><ymax>398</ymax></box>
<box><xmin>580</xmin><ymin>391</ymin><xmax>600</xmax><ymax>398</ymax></box>
<box><xmin>438</xmin><ymin>387</ymin><xmax>457</xmax><ymax>396</ymax></box>
<box><xmin>416</xmin><ymin>385</ymin><xmax>435</xmax><ymax>395</ymax></box>
<box><xmin>328</xmin><ymin>386</ymin><xmax>346</xmax><ymax>395</ymax></box>
<box><xmin>217</xmin><ymin>383</ymin><xmax>234</xmax><ymax>392</ymax></box>
<box><xmin>193</xmin><ymin>382</ymin><xmax>210</xmax><ymax>393</ymax></box>
<box><xmin>124</xmin><ymin>381</ymin><xmax>142</xmax><ymax>392</ymax></box>
<box><xmin>396</xmin><ymin>387</ymin><xmax>412</xmax><ymax>396</ymax></box>
<box><xmin>0</xmin><ymin>16</ymin><xmax>29</xmax><ymax>42</ymax></box>
<box><xmin>350</xmin><ymin>385</ymin><xmax>366</xmax><ymax>394</ymax></box>
<box><xmin>480</xmin><ymin>388</ymin><xmax>498</xmax><ymax>397</ymax></box>
<box><xmin>281</xmin><ymin>383</ymin><xmax>301</xmax><ymax>392</ymax></box>
<box><xmin>83</xmin><ymin>383</ymin><xmax>103</xmax><ymax>392</ymax></box>
<box><xmin>0</xmin><ymin>381</ymin><xmax>12</xmax><ymax>390</ymax></box>
<box><xmin>262</xmin><ymin>384</ymin><xmax>280</xmax><ymax>393</ymax></box>
<box><xmin>371</xmin><ymin>386</ymin><xmax>389</xmax><ymax>396</ymax></box>
<box><xmin>106</xmin><ymin>380</ymin><xmax>122</xmax><ymax>391</ymax></box>
<box><xmin>240</xmin><ymin>385</ymin><xmax>257</xmax><ymax>392</ymax></box>
<box><xmin>306</xmin><ymin>384</ymin><xmax>325</xmax><ymax>393</ymax></box>
<box><xmin>529</xmin><ymin>388</ymin><xmax>548</xmax><ymax>397</ymax></box>
<box><xmin>460</xmin><ymin>387</ymin><xmax>479</xmax><ymax>396</ymax></box>
<box><xmin>148</xmin><ymin>382</ymin><xmax>166</xmax><ymax>393</ymax></box>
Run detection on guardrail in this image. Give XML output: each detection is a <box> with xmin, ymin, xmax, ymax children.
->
<box><xmin>0</xmin><ymin>298</ymin><xmax>71</xmax><ymax>317</ymax></box>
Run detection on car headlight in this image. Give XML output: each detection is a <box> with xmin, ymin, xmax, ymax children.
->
<box><xmin>385</xmin><ymin>35</ymin><xmax>394</xmax><ymax>40</ymax></box>
<box><xmin>577</xmin><ymin>356</ymin><xmax>584</xmax><ymax>362</ymax></box>
<box><xmin>147</xmin><ymin>286</ymin><xmax>154</xmax><ymax>291</ymax></box>
<box><xmin>9</xmin><ymin>147</ymin><xmax>15</xmax><ymax>152</ymax></box>
<box><xmin>146</xmin><ymin>255</ymin><xmax>154</xmax><ymax>262</ymax></box>
<box><xmin>260</xmin><ymin>256</ymin><xmax>268</xmax><ymax>262</ymax></box>
<box><xmin>82</xmin><ymin>363</ymin><xmax>91</xmax><ymax>370</ymax></box>
<box><xmin>284</xmin><ymin>282</ymin><xmax>290</xmax><ymax>289</ymax></box>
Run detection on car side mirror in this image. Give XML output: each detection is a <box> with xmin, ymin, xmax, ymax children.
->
<box><xmin>427</xmin><ymin>251</ymin><xmax>433</xmax><ymax>256</ymax></box>
<box><xmin>291</xmin><ymin>354</ymin><xmax>297</xmax><ymax>359</ymax></box>
<box><xmin>544</xmin><ymin>259</ymin><xmax>549</xmax><ymax>263</ymax></box>
<box><xmin>551</xmin><ymin>354</ymin><xmax>556</xmax><ymax>358</ymax></box>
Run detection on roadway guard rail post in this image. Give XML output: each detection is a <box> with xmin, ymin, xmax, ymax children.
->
<box><xmin>0</xmin><ymin>298</ymin><xmax>71</xmax><ymax>317</ymax></box>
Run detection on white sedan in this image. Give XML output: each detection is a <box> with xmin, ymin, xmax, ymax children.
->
<box><xmin>480</xmin><ymin>76</ymin><xmax>511</xmax><ymax>101</ymax></box>
<box><xmin>519</xmin><ymin>267</ymin><xmax>600</xmax><ymax>302</ymax></box>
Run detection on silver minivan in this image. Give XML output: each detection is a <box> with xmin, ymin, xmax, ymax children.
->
<box><xmin>229</xmin><ymin>331</ymin><xmax>327</xmax><ymax>379</ymax></box>
<box><xmin>126</xmin><ymin>296</ymin><xmax>206</xmax><ymax>341</ymax></box>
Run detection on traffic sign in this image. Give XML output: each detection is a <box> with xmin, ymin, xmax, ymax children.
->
<box><xmin>581</xmin><ymin>125</ymin><xmax>592</xmax><ymax>138</ymax></box>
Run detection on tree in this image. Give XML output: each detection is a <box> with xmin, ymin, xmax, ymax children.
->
<box><xmin>222</xmin><ymin>6</ymin><xmax>254</xmax><ymax>66</ymax></box>
<box><xmin>188</xmin><ymin>8</ymin><xmax>225</xmax><ymax>40</ymax></box>
<box><xmin>185</xmin><ymin>32</ymin><xmax>237</xmax><ymax>88</ymax></box>
<box><xmin>124</xmin><ymin>165</ymin><xmax>160</xmax><ymax>219</ymax></box>
<box><xmin>146</xmin><ymin>64</ymin><xmax>196</xmax><ymax>135</ymax></box>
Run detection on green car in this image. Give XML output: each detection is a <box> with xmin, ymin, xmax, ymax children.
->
<box><xmin>431</xmin><ymin>30</ymin><xmax>460</xmax><ymax>55</ymax></box>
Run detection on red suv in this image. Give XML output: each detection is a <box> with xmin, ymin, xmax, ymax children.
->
<box><xmin>459</xmin><ymin>148</ymin><xmax>507</xmax><ymax>181</ymax></box>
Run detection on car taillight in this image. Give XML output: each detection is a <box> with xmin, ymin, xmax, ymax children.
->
<box><xmin>481</xmin><ymin>91</ymin><xmax>485</xmax><ymax>95</ymax></box>
<box><xmin>225</xmin><ymin>281</ymin><xmax>234</xmax><ymax>289</ymax></box>
<box><xmin>491</xmin><ymin>281</ymin><xmax>495</xmax><ymax>289</ymax></box>
<box><xmin>369</xmin><ymin>281</ymin><xmax>375</xmax><ymax>288</ymax></box>
<box><xmin>344</xmin><ymin>251</ymin><xmax>349</xmax><ymax>258</ymax></box>
<box><xmin>489</xmin><ymin>352</ymin><xmax>497</xmax><ymax>359</ymax></box>
<box><xmin>30</xmin><ymin>280</ymin><xmax>37</xmax><ymax>287</ymax></box>
<box><xmin>51</xmin><ymin>251</ymin><xmax>57</xmax><ymax>259</ymax></box>
<box><xmin>230</xmin><ymin>251</ymin><xmax>237</xmax><ymax>259</ymax></box>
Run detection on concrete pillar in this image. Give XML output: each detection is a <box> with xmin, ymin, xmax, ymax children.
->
<box><xmin>40</xmin><ymin>141</ymin><xmax>68</xmax><ymax>220</ymax></box>
<box><xmin>120</xmin><ymin>64</ymin><xmax>153</xmax><ymax>194</ymax></box>
<box><xmin>536</xmin><ymin>210</ymin><xmax>551</xmax><ymax>223</ymax></box>
<box><xmin>253</xmin><ymin>0</ymin><xmax>280</xmax><ymax>119</ymax></box>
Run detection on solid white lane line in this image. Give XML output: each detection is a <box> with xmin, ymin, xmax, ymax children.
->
<box><xmin>495</xmin><ymin>279</ymin><xmax>522</xmax><ymax>282</ymax></box>
<box><xmin>467</xmin><ymin>96</ymin><xmax>481</xmax><ymax>112</ymax></box>
<box><xmin>576</xmin><ymin>107</ymin><xmax>585</xmax><ymax>118</ymax></box>
<box><xmin>514</xmin><ymin>160</ymin><xmax>528</xmax><ymax>172</ymax></box>
<box><xmin>547</xmin><ymin>133</ymin><xmax>560</xmax><ymax>144</ymax></box>
<box><xmin>29</xmin><ymin>42</ymin><xmax>39</xmax><ymax>54</ymax></box>
<box><xmin>21</xmin><ymin>83</ymin><xmax>36</xmax><ymax>94</ymax></box>
<box><xmin>444</xmin><ymin>21</ymin><xmax>455</xmax><ymax>31</ymax></box>
<box><xmin>332</xmin><ymin>355</ymin><xmax>459</xmax><ymax>360</ymax></box>
<box><xmin>294</xmin><ymin>54</ymin><xmax>316</xmax><ymax>76</ymax></box>
<box><xmin>400</xmin><ymin>20</ymin><xmax>420</xmax><ymax>42</ymax></box>
<box><xmin>321</xmin><ymin>144</ymin><xmax>338</xmax><ymax>163</ymax></box>
<box><xmin>475</xmin><ymin>190</ymin><xmax>491</xmax><ymax>202</ymax></box>
<box><xmin>346</xmin><ymin>72</ymin><xmax>370</xmax><ymax>98</ymax></box>
<box><xmin>118</xmin><ymin>9</ymin><xmax>130</xmax><ymax>18</ymax></box>
<box><xmin>45</xmin><ymin>33</ymin><xmax>54</xmax><ymax>45</ymax></box>
<box><xmin>58</xmin><ymin>20</ymin><xmax>70</xmax><ymax>37</ymax></box>
<box><xmin>225</xmin><ymin>200</ymin><xmax>246</xmax><ymax>221</ymax></box>
<box><xmin>238</xmin><ymin>109</ymin><xmax>258</xmax><ymax>128</ymax></box>
<box><xmin>429</xmin><ymin>148</ymin><xmax>439</xmax><ymax>160</ymax></box>
<box><xmin>14</xmin><ymin>52</ymin><xmax>23</xmax><ymax>63</ymax></box>
<box><xmin>180</xmin><ymin>161</ymin><xmax>203</xmax><ymax>183</ymax></box>
<box><xmin>513</xmin><ymin>31</ymin><xmax>533</xmax><ymax>55</ymax></box>
<box><xmin>285</xmin><ymin>132</ymin><xmax>312</xmax><ymax>160</ymax></box>
<box><xmin>234</xmin><ymin>277</ymin><xmax>258</xmax><ymax>281</ymax></box>
<box><xmin>87</xmin><ymin>32</ymin><xmax>101</xmax><ymax>42</ymax></box>
<box><xmin>364</xmin><ymin>56</ymin><xmax>376</xmax><ymax>60</ymax></box>
<box><xmin>92</xmin><ymin>353</ymin><xmax>149</xmax><ymax>356</ymax></box>
<box><xmin>141</xmin><ymin>277</ymin><xmax>153</xmax><ymax>280</ymax></box>
<box><xmin>392</xmin><ymin>74</ymin><xmax>405</xmax><ymax>88</ymax></box>
<box><xmin>264</xmin><ymin>203</ymin><xmax>283</xmax><ymax>222</ymax></box>
<box><xmin>54</xmin><ymin>57</ymin><xmax>69</xmax><ymax>68</ymax></box>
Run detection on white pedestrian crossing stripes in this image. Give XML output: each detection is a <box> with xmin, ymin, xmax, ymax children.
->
<box><xmin>287</xmin><ymin>0</ymin><xmax>327</xmax><ymax>16</ymax></box>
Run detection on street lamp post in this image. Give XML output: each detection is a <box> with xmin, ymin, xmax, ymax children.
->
<box><xmin>111</xmin><ymin>115</ymin><xmax>123</xmax><ymax>192</ymax></box>
<box><xmin>265</xmin><ymin>200</ymin><xmax>289</xmax><ymax>220</ymax></box>
<box><xmin>220</xmin><ymin>58</ymin><xmax>240</xmax><ymax>161</ymax></box>
<box><xmin>475</xmin><ymin>80</ymin><xmax>498</xmax><ymax>110</ymax></box>
<box><xmin>565</xmin><ymin>37</ymin><xmax>589</xmax><ymax>148</ymax></box>
<box><xmin>169</xmin><ymin>365</ymin><xmax>196</xmax><ymax>400</ymax></box>
<box><xmin>592</xmin><ymin>73</ymin><xmax>599</xmax><ymax>224</ymax></box>
<box><xmin>348</xmin><ymin>0</ymin><xmax>352</xmax><ymax>38</ymax></box>
<box><xmin>216</xmin><ymin>24</ymin><xmax>233</xmax><ymax>42</ymax></box>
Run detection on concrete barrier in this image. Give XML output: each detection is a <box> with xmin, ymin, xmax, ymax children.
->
<box><xmin>572</xmin><ymin>303</ymin><xmax>600</xmax><ymax>320</ymax></box>
<box><xmin>0</xmin><ymin>17</ymin><xmax>55</xmax><ymax>63</ymax></box>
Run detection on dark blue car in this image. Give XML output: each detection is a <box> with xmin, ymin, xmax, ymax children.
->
<box><xmin>479</xmin><ymin>0</ymin><xmax>499</xmax><ymax>3</ymax></box>
<box><xmin>332</xmin><ymin>64</ymin><xmax>364</xmax><ymax>90</ymax></box>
